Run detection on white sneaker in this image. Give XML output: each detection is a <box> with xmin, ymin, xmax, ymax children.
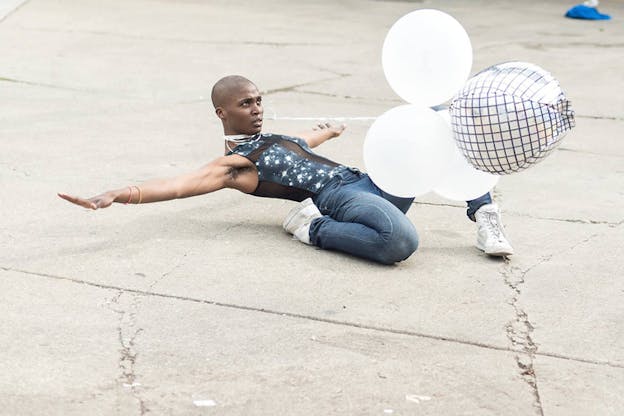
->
<box><xmin>282</xmin><ymin>198</ymin><xmax>323</xmax><ymax>245</ymax></box>
<box><xmin>475</xmin><ymin>203</ymin><xmax>514</xmax><ymax>256</ymax></box>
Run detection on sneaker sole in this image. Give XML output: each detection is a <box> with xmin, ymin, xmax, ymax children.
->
<box><xmin>485</xmin><ymin>250</ymin><xmax>514</xmax><ymax>257</ymax></box>
<box><xmin>476</xmin><ymin>242</ymin><xmax>514</xmax><ymax>257</ymax></box>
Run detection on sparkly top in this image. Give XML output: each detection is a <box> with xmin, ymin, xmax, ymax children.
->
<box><xmin>226</xmin><ymin>133</ymin><xmax>344</xmax><ymax>202</ymax></box>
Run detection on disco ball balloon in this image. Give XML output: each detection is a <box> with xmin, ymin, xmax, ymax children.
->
<box><xmin>449</xmin><ymin>62</ymin><xmax>575</xmax><ymax>174</ymax></box>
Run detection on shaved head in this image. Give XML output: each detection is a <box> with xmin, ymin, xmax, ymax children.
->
<box><xmin>211</xmin><ymin>75</ymin><xmax>263</xmax><ymax>136</ymax></box>
<box><xmin>211</xmin><ymin>75</ymin><xmax>256</xmax><ymax>108</ymax></box>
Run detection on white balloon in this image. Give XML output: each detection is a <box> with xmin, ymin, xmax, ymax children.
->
<box><xmin>363</xmin><ymin>105</ymin><xmax>456</xmax><ymax>198</ymax></box>
<box><xmin>433</xmin><ymin>110</ymin><xmax>500</xmax><ymax>201</ymax></box>
<box><xmin>382</xmin><ymin>9</ymin><xmax>472</xmax><ymax>106</ymax></box>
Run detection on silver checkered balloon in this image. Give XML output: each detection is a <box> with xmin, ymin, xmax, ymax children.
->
<box><xmin>449</xmin><ymin>62</ymin><xmax>575</xmax><ymax>174</ymax></box>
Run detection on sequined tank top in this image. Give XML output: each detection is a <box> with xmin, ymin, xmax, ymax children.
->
<box><xmin>226</xmin><ymin>133</ymin><xmax>345</xmax><ymax>202</ymax></box>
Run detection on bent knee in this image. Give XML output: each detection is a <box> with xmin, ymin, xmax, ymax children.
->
<box><xmin>375</xmin><ymin>230</ymin><xmax>419</xmax><ymax>265</ymax></box>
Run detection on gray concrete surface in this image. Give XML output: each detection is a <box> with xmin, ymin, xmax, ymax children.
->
<box><xmin>1</xmin><ymin>0</ymin><xmax>623</xmax><ymax>415</ymax></box>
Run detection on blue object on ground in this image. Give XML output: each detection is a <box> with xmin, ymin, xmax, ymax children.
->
<box><xmin>565</xmin><ymin>4</ymin><xmax>611</xmax><ymax>20</ymax></box>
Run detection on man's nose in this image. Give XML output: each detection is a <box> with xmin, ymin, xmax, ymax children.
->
<box><xmin>251</xmin><ymin>102</ymin><xmax>262</xmax><ymax>114</ymax></box>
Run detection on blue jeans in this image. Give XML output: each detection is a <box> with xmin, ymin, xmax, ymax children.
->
<box><xmin>466</xmin><ymin>192</ymin><xmax>492</xmax><ymax>221</ymax></box>
<box><xmin>308</xmin><ymin>167</ymin><xmax>492</xmax><ymax>264</ymax></box>
<box><xmin>310</xmin><ymin>168</ymin><xmax>418</xmax><ymax>265</ymax></box>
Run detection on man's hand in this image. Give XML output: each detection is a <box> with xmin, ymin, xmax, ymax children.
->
<box><xmin>312</xmin><ymin>122</ymin><xmax>347</xmax><ymax>139</ymax></box>
<box><xmin>300</xmin><ymin>122</ymin><xmax>347</xmax><ymax>148</ymax></box>
<box><xmin>58</xmin><ymin>191</ymin><xmax>119</xmax><ymax>210</ymax></box>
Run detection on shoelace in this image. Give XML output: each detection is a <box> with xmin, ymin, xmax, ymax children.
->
<box><xmin>483</xmin><ymin>211</ymin><xmax>503</xmax><ymax>240</ymax></box>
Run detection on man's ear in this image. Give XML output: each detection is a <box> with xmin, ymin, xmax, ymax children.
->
<box><xmin>215</xmin><ymin>107</ymin><xmax>226</xmax><ymax>120</ymax></box>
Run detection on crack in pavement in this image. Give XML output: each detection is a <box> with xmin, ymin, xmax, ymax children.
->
<box><xmin>16</xmin><ymin>26</ymin><xmax>334</xmax><ymax>47</ymax></box>
<box><xmin>575</xmin><ymin>114</ymin><xmax>623</xmax><ymax>121</ymax></box>
<box><xmin>412</xmin><ymin>201</ymin><xmax>464</xmax><ymax>209</ymax></box>
<box><xmin>413</xmin><ymin>202</ymin><xmax>623</xmax><ymax>227</ymax></box>
<box><xmin>103</xmin><ymin>253</ymin><xmax>192</xmax><ymax>413</ymax></box>
<box><xmin>4</xmin><ymin>265</ymin><xmax>623</xmax><ymax>370</ymax></box>
<box><xmin>0</xmin><ymin>0</ymin><xmax>30</xmax><ymax>23</ymax></box>
<box><xmin>294</xmin><ymin>88</ymin><xmax>403</xmax><ymax>104</ymax></box>
<box><xmin>176</xmin><ymin>74</ymin><xmax>353</xmax><ymax>105</ymax></box>
<box><xmin>507</xmin><ymin>211</ymin><xmax>623</xmax><ymax>227</ymax></box>
<box><xmin>502</xmin><ymin>257</ymin><xmax>550</xmax><ymax>416</ymax></box>
<box><xmin>0</xmin><ymin>76</ymin><xmax>88</xmax><ymax>91</ymax></box>
<box><xmin>477</xmin><ymin>41</ymin><xmax>624</xmax><ymax>52</ymax></box>
<box><xmin>521</xmin><ymin>41</ymin><xmax>624</xmax><ymax>50</ymax></box>
<box><xmin>261</xmin><ymin>74</ymin><xmax>351</xmax><ymax>96</ymax></box>
<box><xmin>499</xmin><ymin>229</ymin><xmax>608</xmax><ymax>415</ymax></box>
<box><xmin>148</xmin><ymin>253</ymin><xmax>187</xmax><ymax>291</ymax></box>
<box><xmin>557</xmin><ymin>147</ymin><xmax>624</xmax><ymax>158</ymax></box>
<box><xmin>0</xmin><ymin>75</ymin><xmax>138</xmax><ymax>98</ymax></box>
<box><xmin>102</xmin><ymin>290</ymin><xmax>148</xmax><ymax>415</ymax></box>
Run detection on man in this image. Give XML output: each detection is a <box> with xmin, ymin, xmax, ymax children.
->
<box><xmin>59</xmin><ymin>75</ymin><xmax>513</xmax><ymax>263</ymax></box>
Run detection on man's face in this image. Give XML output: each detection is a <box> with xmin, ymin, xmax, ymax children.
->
<box><xmin>218</xmin><ymin>83</ymin><xmax>263</xmax><ymax>135</ymax></box>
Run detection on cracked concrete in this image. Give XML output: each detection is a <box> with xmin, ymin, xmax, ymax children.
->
<box><xmin>104</xmin><ymin>291</ymin><xmax>148</xmax><ymax>415</ymax></box>
<box><xmin>4</xmin><ymin>264</ymin><xmax>622</xmax><ymax>369</ymax></box>
<box><xmin>502</xmin><ymin>260</ymin><xmax>548</xmax><ymax>416</ymax></box>
<box><xmin>2</xmin><ymin>0</ymin><xmax>623</xmax><ymax>414</ymax></box>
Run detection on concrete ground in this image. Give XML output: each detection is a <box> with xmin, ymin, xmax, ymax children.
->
<box><xmin>1</xmin><ymin>0</ymin><xmax>623</xmax><ymax>415</ymax></box>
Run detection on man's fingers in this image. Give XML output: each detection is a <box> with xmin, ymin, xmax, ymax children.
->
<box><xmin>58</xmin><ymin>193</ymin><xmax>97</xmax><ymax>209</ymax></box>
<box><xmin>58</xmin><ymin>193</ymin><xmax>79</xmax><ymax>204</ymax></box>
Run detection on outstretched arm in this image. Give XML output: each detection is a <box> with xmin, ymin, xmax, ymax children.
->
<box><xmin>296</xmin><ymin>122</ymin><xmax>346</xmax><ymax>148</ymax></box>
<box><xmin>58</xmin><ymin>154</ymin><xmax>253</xmax><ymax>210</ymax></box>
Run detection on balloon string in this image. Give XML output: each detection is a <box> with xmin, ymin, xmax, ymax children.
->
<box><xmin>264</xmin><ymin>107</ymin><xmax>446</xmax><ymax>122</ymax></box>
<box><xmin>267</xmin><ymin>115</ymin><xmax>377</xmax><ymax>121</ymax></box>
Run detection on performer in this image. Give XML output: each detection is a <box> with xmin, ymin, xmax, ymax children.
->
<box><xmin>59</xmin><ymin>75</ymin><xmax>513</xmax><ymax>264</ymax></box>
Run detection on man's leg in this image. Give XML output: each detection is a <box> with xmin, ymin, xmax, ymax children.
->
<box><xmin>282</xmin><ymin>171</ymin><xmax>418</xmax><ymax>264</ymax></box>
<box><xmin>309</xmin><ymin>191</ymin><xmax>419</xmax><ymax>264</ymax></box>
<box><xmin>466</xmin><ymin>193</ymin><xmax>492</xmax><ymax>221</ymax></box>
<box><xmin>467</xmin><ymin>192</ymin><xmax>514</xmax><ymax>256</ymax></box>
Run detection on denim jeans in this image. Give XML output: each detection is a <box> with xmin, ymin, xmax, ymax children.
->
<box><xmin>309</xmin><ymin>168</ymin><xmax>419</xmax><ymax>265</ymax></box>
<box><xmin>308</xmin><ymin>167</ymin><xmax>492</xmax><ymax>264</ymax></box>
<box><xmin>466</xmin><ymin>192</ymin><xmax>492</xmax><ymax>221</ymax></box>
